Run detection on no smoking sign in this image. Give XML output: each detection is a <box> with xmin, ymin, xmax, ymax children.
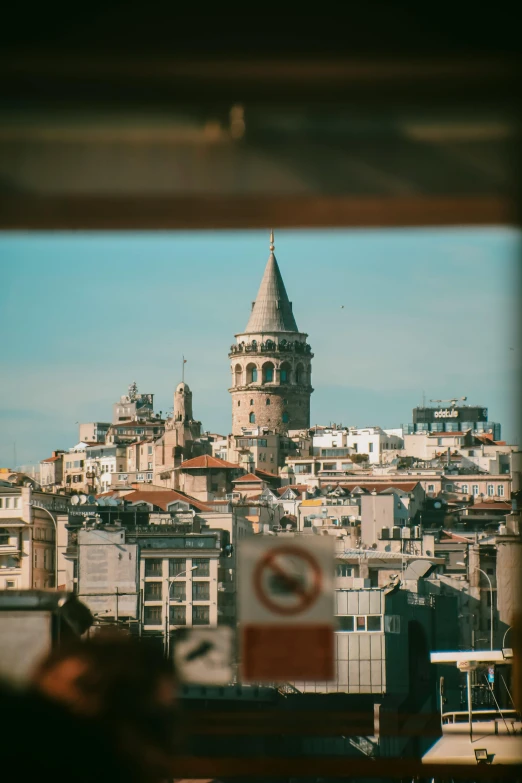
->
<box><xmin>239</xmin><ymin>536</ymin><xmax>335</xmax><ymax>682</ymax></box>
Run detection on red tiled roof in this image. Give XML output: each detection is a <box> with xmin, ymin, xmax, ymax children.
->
<box><xmin>116</xmin><ymin>489</ymin><xmax>210</xmax><ymax>512</ymax></box>
<box><xmin>180</xmin><ymin>455</ymin><xmax>239</xmax><ymax>470</ymax></box>
<box><xmin>441</xmin><ymin>530</ymin><xmax>469</xmax><ymax>542</ymax></box>
<box><xmin>42</xmin><ymin>455</ymin><xmax>61</xmax><ymax>463</ymax></box>
<box><xmin>255</xmin><ymin>469</ymin><xmax>280</xmax><ymax>480</ymax></box>
<box><xmin>233</xmin><ymin>472</ymin><xmax>263</xmax><ymax>483</ymax></box>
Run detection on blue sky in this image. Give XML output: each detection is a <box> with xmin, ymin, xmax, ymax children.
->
<box><xmin>0</xmin><ymin>228</ymin><xmax>520</xmax><ymax>467</ymax></box>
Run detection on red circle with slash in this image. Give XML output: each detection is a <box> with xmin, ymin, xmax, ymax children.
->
<box><xmin>253</xmin><ymin>545</ymin><xmax>322</xmax><ymax>616</ymax></box>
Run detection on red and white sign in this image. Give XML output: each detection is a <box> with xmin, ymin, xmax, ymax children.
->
<box><xmin>238</xmin><ymin>536</ymin><xmax>335</xmax><ymax>682</ymax></box>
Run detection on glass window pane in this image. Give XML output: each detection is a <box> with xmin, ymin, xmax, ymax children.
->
<box><xmin>192</xmin><ymin>558</ymin><xmax>210</xmax><ymax>576</ymax></box>
<box><xmin>144</xmin><ymin>559</ymin><xmax>162</xmax><ymax>577</ymax></box>
<box><xmin>170</xmin><ymin>605</ymin><xmax>186</xmax><ymax>625</ymax></box>
<box><xmin>337</xmin><ymin>616</ymin><xmax>354</xmax><ymax>632</ymax></box>
<box><xmin>193</xmin><ymin>581</ymin><xmax>210</xmax><ymax>601</ymax></box>
<box><xmin>192</xmin><ymin>606</ymin><xmax>209</xmax><ymax>625</ymax></box>
<box><xmin>356</xmin><ymin>616</ymin><xmax>366</xmax><ymax>631</ymax></box>
<box><xmin>144</xmin><ymin>606</ymin><xmax>162</xmax><ymax>625</ymax></box>
<box><xmin>169</xmin><ymin>558</ymin><xmax>186</xmax><ymax>577</ymax></box>
<box><xmin>367</xmin><ymin>616</ymin><xmax>382</xmax><ymax>632</ymax></box>
<box><xmin>170</xmin><ymin>581</ymin><xmax>186</xmax><ymax>601</ymax></box>
<box><xmin>144</xmin><ymin>582</ymin><xmax>162</xmax><ymax>601</ymax></box>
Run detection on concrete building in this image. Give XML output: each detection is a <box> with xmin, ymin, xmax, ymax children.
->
<box><xmin>313</xmin><ymin>426</ymin><xmax>403</xmax><ymax>465</ymax></box>
<box><xmin>84</xmin><ymin>444</ymin><xmax>128</xmax><ymax>494</ymax></box>
<box><xmin>78</xmin><ymin>422</ymin><xmax>110</xmax><ymax>444</ymax></box>
<box><xmin>40</xmin><ymin>451</ymin><xmax>64</xmax><ymax>490</ymax></box>
<box><xmin>0</xmin><ymin>484</ymin><xmax>68</xmax><ymax>590</ymax></box>
<box><xmin>63</xmin><ymin>444</ymin><xmax>88</xmax><ymax>492</ymax></box>
<box><xmin>403</xmin><ymin>401</ymin><xmax>501</xmax><ymax>440</ymax></box>
<box><xmin>112</xmin><ymin>381</ymin><xmax>155</xmax><ymax>423</ymax></box>
<box><xmin>153</xmin><ymin>381</ymin><xmax>204</xmax><ymax>489</ymax></box>
<box><xmin>229</xmin><ymin>232</ymin><xmax>313</xmax><ymax>435</ymax></box>
<box><xmin>177</xmin><ymin>455</ymin><xmax>242</xmax><ymax>502</ymax></box>
<box><xmin>106</xmin><ymin>419</ymin><xmax>165</xmax><ymax>444</ymax></box>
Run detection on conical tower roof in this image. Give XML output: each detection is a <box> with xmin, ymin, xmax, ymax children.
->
<box><xmin>243</xmin><ymin>231</ymin><xmax>299</xmax><ymax>334</ymax></box>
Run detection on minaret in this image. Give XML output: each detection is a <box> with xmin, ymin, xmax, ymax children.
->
<box><xmin>229</xmin><ymin>231</ymin><xmax>313</xmax><ymax>435</ymax></box>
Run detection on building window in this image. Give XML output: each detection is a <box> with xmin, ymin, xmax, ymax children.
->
<box><xmin>144</xmin><ymin>606</ymin><xmax>162</xmax><ymax>625</ymax></box>
<box><xmin>137</xmin><ymin>473</ymin><xmax>144</xmax><ymax>481</ymax></box>
<box><xmin>170</xmin><ymin>605</ymin><xmax>186</xmax><ymax>625</ymax></box>
<box><xmin>0</xmin><ymin>531</ymin><xmax>9</xmax><ymax>545</ymax></box>
<box><xmin>427</xmin><ymin>484</ymin><xmax>435</xmax><ymax>492</ymax></box>
<box><xmin>250</xmin><ymin>399</ymin><xmax>254</xmax><ymax>406</ymax></box>
<box><xmin>369</xmin><ymin>443</ymin><xmax>374</xmax><ymax>452</ymax></box>
<box><xmin>192</xmin><ymin>606</ymin><xmax>210</xmax><ymax>625</ymax></box>
<box><xmin>249</xmin><ymin>413</ymin><xmax>256</xmax><ymax>424</ymax></box>
<box><xmin>367</xmin><ymin>616</ymin><xmax>382</xmax><ymax>632</ymax></box>
<box><xmin>237</xmin><ymin>401</ymin><xmax>240</xmax><ymax>407</ymax></box>
<box><xmin>5</xmin><ymin>580</ymin><xmax>15</xmax><ymax>589</ymax></box>
<box><xmin>169</xmin><ymin>558</ymin><xmax>186</xmax><ymax>577</ymax></box>
<box><xmin>266</xmin><ymin>398</ymin><xmax>270</xmax><ymax>406</ymax></box>
<box><xmin>264</xmin><ymin>367</ymin><xmax>274</xmax><ymax>382</ymax></box>
<box><xmin>146</xmin><ymin>473</ymin><xmax>153</xmax><ymax>481</ymax></box>
<box><xmin>170</xmin><ymin>581</ymin><xmax>186</xmax><ymax>601</ymax></box>
<box><xmin>461</xmin><ymin>484</ymin><xmax>468</xmax><ymax>494</ymax></box>
<box><xmin>498</xmin><ymin>485</ymin><xmax>505</xmax><ymax>497</ymax></box>
<box><xmin>193</xmin><ymin>581</ymin><xmax>210</xmax><ymax>601</ymax></box>
<box><xmin>192</xmin><ymin>558</ymin><xmax>210</xmax><ymax>577</ymax></box>
<box><xmin>282</xmin><ymin>412</ymin><xmax>289</xmax><ymax>424</ymax></box>
<box><xmin>487</xmin><ymin>484</ymin><xmax>494</xmax><ymax>497</ymax></box>
<box><xmin>145</xmin><ymin>559</ymin><xmax>163</xmax><ymax>577</ymax></box>
<box><xmin>472</xmin><ymin>485</ymin><xmax>479</xmax><ymax>496</ymax></box>
<box><xmin>148</xmin><ymin>462</ymin><xmax>153</xmax><ymax>470</ymax></box>
<box><xmin>148</xmin><ymin>446</ymin><xmax>153</xmax><ymax>455</ymax></box>
<box><xmin>144</xmin><ymin>582</ymin><xmax>163</xmax><ymax>601</ymax></box>
<box><xmin>280</xmin><ymin>369</ymin><xmax>288</xmax><ymax>382</ymax></box>
<box><xmin>445</xmin><ymin>484</ymin><xmax>453</xmax><ymax>492</ymax></box>
<box><xmin>337</xmin><ymin>616</ymin><xmax>354</xmax><ymax>632</ymax></box>
<box><xmin>336</xmin><ymin>565</ymin><xmax>353</xmax><ymax>577</ymax></box>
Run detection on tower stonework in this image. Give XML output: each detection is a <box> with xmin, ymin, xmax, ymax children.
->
<box><xmin>229</xmin><ymin>232</ymin><xmax>313</xmax><ymax>435</ymax></box>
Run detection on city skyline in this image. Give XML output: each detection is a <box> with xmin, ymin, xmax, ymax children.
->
<box><xmin>0</xmin><ymin>226</ymin><xmax>519</xmax><ymax>466</ymax></box>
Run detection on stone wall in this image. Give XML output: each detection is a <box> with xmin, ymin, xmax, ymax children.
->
<box><xmin>231</xmin><ymin>387</ymin><xmax>310</xmax><ymax>435</ymax></box>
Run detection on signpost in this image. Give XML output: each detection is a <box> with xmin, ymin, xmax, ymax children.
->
<box><xmin>238</xmin><ymin>536</ymin><xmax>334</xmax><ymax>682</ymax></box>
<box><xmin>174</xmin><ymin>627</ymin><xmax>233</xmax><ymax>685</ymax></box>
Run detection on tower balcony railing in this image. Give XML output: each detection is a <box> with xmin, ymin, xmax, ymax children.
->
<box><xmin>229</xmin><ymin>339</ymin><xmax>312</xmax><ymax>357</ymax></box>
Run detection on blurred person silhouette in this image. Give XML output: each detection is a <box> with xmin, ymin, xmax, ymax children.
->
<box><xmin>1</xmin><ymin>629</ymin><xmax>179</xmax><ymax>783</ymax></box>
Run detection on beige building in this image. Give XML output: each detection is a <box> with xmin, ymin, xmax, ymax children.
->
<box><xmin>78</xmin><ymin>422</ymin><xmax>110</xmax><ymax>443</ymax></box>
<box><xmin>177</xmin><ymin>455</ymin><xmax>242</xmax><ymax>502</ymax></box>
<box><xmin>154</xmin><ymin>381</ymin><xmax>203</xmax><ymax>489</ymax></box>
<box><xmin>40</xmin><ymin>451</ymin><xmax>64</xmax><ymax>490</ymax></box>
<box><xmin>229</xmin><ymin>232</ymin><xmax>313</xmax><ymax>435</ymax></box>
<box><xmin>63</xmin><ymin>445</ymin><xmax>88</xmax><ymax>492</ymax></box>
<box><xmin>0</xmin><ymin>484</ymin><xmax>68</xmax><ymax>590</ymax></box>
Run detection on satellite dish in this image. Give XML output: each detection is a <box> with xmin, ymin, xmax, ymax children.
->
<box><xmin>71</xmin><ymin>495</ymin><xmax>80</xmax><ymax>505</ymax></box>
<box><xmin>434</xmin><ymin>501</ymin><xmax>442</xmax><ymax>509</ymax></box>
<box><xmin>87</xmin><ymin>495</ymin><xmax>96</xmax><ymax>504</ymax></box>
<box><xmin>79</xmin><ymin>495</ymin><xmax>88</xmax><ymax>505</ymax></box>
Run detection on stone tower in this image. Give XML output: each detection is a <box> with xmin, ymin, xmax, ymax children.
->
<box><xmin>229</xmin><ymin>232</ymin><xmax>313</xmax><ymax>435</ymax></box>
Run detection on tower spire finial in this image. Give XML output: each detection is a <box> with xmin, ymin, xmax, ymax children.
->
<box><xmin>269</xmin><ymin>229</ymin><xmax>274</xmax><ymax>253</ymax></box>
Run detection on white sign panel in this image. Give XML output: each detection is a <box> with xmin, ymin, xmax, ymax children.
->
<box><xmin>174</xmin><ymin>627</ymin><xmax>233</xmax><ymax>685</ymax></box>
<box><xmin>238</xmin><ymin>535</ymin><xmax>335</xmax><ymax>626</ymax></box>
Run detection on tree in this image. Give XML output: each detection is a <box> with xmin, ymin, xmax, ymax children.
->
<box><xmin>350</xmin><ymin>454</ymin><xmax>368</xmax><ymax>464</ymax></box>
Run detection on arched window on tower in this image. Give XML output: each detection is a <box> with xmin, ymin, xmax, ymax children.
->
<box><xmin>295</xmin><ymin>363</ymin><xmax>305</xmax><ymax>384</ymax></box>
<box><xmin>266</xmin><ymin>398</ymin><xmax>270</xmax><ymax>406</ymax></box>
<box><xmin>237</xmin><ymin>401</ymin><xmax>240</xmax><ymax>407</ymax></box>
<box><xmin>262</xmin><ymin>361</ymin><xmax>275</xmax><ymax>383</ymax></box>
<box><xmin>250</xmin><ymin>399</ymin><xmax>254</xmax><ymax>406</ymax></box>
<box><xmin>246</xmin><ymin>363</ymin><xmax>258</xmax><ymax>383</ymax></box>
<box><xmin>279</xmin><ymin>361</ymin><xmax>291</xmax><ymax>383</ymax></box>
<box><xmin>234</xmin><ymin>364</ymin><xmax>242</xmax><ymax>386</ymax></box>
<box><xmin>282</xmin><ymin>411</ymin><xmax>289</xmax><ymax>424</ymax></box>
<box><xmin>249</xmin><ymin>412</ymin><xmax>256</xmax><ymax>424</ymax></box>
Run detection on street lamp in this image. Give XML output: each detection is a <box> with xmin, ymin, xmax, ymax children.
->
<box><xmin>164</xmin><ymin>566</ymin><xmax>198</xmax><ymax>658</ymax></box>
<box><xmin>458</xmin><ymin>562</ymin><xmax>494</xmax><ymax>650</ymax></box>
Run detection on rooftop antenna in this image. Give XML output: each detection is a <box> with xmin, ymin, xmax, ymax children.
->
<box><xmin>182</xmin><ymin>355</ymin><xmax>187</xmax><ymax>383</ymax></box>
